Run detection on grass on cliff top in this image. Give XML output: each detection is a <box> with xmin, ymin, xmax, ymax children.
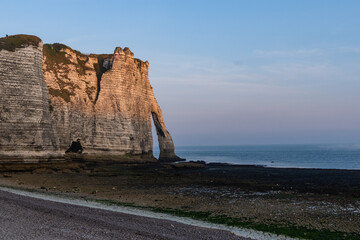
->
<box><xmin>43</xmin><ymin>43</ymin><xmax>94</xmax><ymax>103</ymax></box>
<box><xmin>43</xmin><ymin>43</ymin><xmax>93</xmax><ymax>74</ymax></box>
<box><xmin>43</xmin><ymin>43</ymin><xmax>72</xmax><ymax>66</ymax></box>
<box><xmin>44</xmin><ymin>43</ymin><xmax>112</xmax><ymax>104</ymax></box>
<box><xmin>0</xmin><ymin>34</ymin><xmax>41</xmax><ymax>51</ymax></box>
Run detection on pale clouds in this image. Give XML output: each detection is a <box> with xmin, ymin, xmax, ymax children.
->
<box><xmin>253</xmin><ymin>48</ymin><xmax>323</xmax><ymax>58</ymax></box>
<box><xmin>149</xmin><ymin>48</ymin><xmax>360</xmax><ymax>143</ymax></box>
<box><xmin>150</xmin><ymin>51</ymin><xmax>360</xmax><ymax>95</ymax></box>
<box><xmin>339</xmin><ymin>46</ymin><xmax>360</xmax><ymax>53</ymax></box>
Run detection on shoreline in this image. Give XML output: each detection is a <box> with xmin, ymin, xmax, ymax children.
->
<box><xmin>0</xmin><ymin>186</ymin><xmax>291</xmax><ymax>240</ymax></box>
<box><xmin>164</xmin><ymin>143</ymin><xmax>360</xmax><ymax>170</ymax></box>
<box><xmin>205</xmin><ymin>162</ymin><xmax>360</xmax><ymax>171</ymax></box>
<box><xmin>0</xmin><ymin>160</ymin><xmax>359</xmax><ymax>239</ymax></box>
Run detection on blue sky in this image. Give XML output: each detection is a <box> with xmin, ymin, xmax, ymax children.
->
<box><xmin>1</xmin><ymin>0</ymin><xmax>360</xmax><ymax>145</ymax></box>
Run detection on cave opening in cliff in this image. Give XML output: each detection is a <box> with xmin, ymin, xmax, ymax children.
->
<box><xmin>65</xmin><ymin>139</ymin><xmax>83</xmax><ymax>154</ymax></box>
<box><xmin>151</xmin><ymin>112</ymin><xmax>165</xmax><ymax>137</ymax></box>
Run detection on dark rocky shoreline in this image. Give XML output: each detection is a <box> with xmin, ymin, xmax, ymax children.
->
<box><xmin>1</xmin><ymin>159</ymin><xmax>360</xmax><ymax>198</ymax></box>
<box><xmin>202</xmin><ymin>162</ymin><xmax>360</xmax><ymax>197</ymax></box>
<box><xmin>0</xmin><ymin>160</ymin><xmax>359</xmax><ymax>238</ymax></box>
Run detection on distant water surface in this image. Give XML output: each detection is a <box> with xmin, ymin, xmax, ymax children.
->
<box><xmin>153</xmin><ymin>144</ymin><xmax>360</xmax><ymax>170</ymax></box>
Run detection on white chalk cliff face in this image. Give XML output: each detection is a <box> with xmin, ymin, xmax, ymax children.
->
<box><xmin>0</xmin><ymin>35</ymin><xmax>62</xmax><ymax>162</ymax></box>
<box><xmin>42</xmin><ymin>42</ymin><xmax>181</xmax><ymax>160</ymax></box>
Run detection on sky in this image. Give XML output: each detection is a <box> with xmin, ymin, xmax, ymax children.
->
<box><xmin>1</xmin><ymin>0</ymin><xmax>360</xmax><ymax>146</ymax></box>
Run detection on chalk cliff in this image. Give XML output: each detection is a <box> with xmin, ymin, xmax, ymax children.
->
<box><xmin>0</xmin><ymin>35</ymin><xmax>62</xmax><ymax>162</ymax></box>
<box><xmin>0</xmin><ymin>34</ymin><xmax>180</xmax><ymax>162</ymax></box>
<box><xmin>42</xmin><ymin>42</ymin><xmax>180</xmax><ymax>160</ymax></box>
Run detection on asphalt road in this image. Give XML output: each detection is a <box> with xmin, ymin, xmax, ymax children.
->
<box><xmin>0</xmin><ymin>190</ymin><xmax>246</xmax><ymax>240</ymax></box>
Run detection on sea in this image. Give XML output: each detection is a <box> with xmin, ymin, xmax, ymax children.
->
<box><xmin>153</xmin><ymin>144</ymin><xmax>360</xmax><ymax>170</ymax></box>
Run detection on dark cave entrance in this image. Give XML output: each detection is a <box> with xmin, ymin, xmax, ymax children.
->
<box><xmin>65</xmin><ymin>139</ymin><xmax>83</xmax><ymax>154</ymax></box>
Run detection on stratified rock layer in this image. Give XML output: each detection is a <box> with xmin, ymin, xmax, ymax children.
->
<box><xmin>43</xmin><ymin>44</ymin><xmax>180</xmax><ymax>160</ymax></box>
<box><xmin>0</xmin><ymin>35</ymin><xmax>62</xmax><ymax>162</ymax></box>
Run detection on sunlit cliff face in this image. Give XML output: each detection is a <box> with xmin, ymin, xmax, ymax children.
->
<box><xmin>42</xmin><ymin>42</ymin><xmax>180</xmax><ymax>160</ymax></box>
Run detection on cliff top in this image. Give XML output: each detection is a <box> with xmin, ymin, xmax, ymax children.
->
<box><xmin>0</xmin><ymin>34</ymin><xmax>41</xmax><ymax>51</ymax></box>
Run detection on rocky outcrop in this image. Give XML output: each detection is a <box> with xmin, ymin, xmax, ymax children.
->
<box><xmin>150</xmin><ymin>91</ymin><xmax>178</xmax><ymax>161</ymax></box>
<box><xmin>0</xmin><ymin>34</ymin><xmax>181</xmax><ymax>162</ymax></box>
<box><xmin>43</xmin><ymin>43</ymin><xmax>181</xmax><ymax>161</ymax></box>
<box><xmin>0</xmin><ymin>35</ymin><xmax>62</xmax><ymax>162</ymax></box>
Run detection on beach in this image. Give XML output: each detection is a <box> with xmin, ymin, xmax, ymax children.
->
<box><xmin>0</xmin><ymin>188</ymin><xmax>248</xmax><ymax>240</ymax></box>
<box><xmin>0</xmin><ymin>160</ymin><xmax>359</xmax><ymax>239</ymax></box>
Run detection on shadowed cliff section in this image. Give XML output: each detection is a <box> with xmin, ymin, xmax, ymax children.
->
<box><xmin>42</xmin><ymin>42</ymin><xmax>181</xmax><ymax>161</ymax></box>
<box><xmin>0</xmin><ymin>34</ymin><xmax>62</xmax><ymax>162</ymax></box>
<box><xmin>91</xmin><ymin>54</ymin><xmax>112</xmax><ymax>103</ymax></box>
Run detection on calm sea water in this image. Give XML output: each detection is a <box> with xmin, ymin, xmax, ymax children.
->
<box><xmin>153</xmin><ymin>144</ymin><xmax>360</xmax><ymax>170</ymax></box>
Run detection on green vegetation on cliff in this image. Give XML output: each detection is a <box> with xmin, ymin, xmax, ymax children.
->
<box><xmin>48</xmin><ymin>88</ymin><xmax>73</xmax><ymax>103</ymax></box>
<box><xmin>43</xmin><ymin>43</ymin><xmax>71</xmax><ymax>68</ymax></box>
<box><xmin>0</xmin><ymin>34</ymin><xmax>41</xmax><ymax>51</ymax></box>
<box><xmin>43</xmin><ymin>43</ymin><xmax>91</xmax><ymax>75</ymax></box>
<box><xmin>43</xmin><ymin>43</ymin><xmax>94</xmax><ymax>103</ymax></box>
